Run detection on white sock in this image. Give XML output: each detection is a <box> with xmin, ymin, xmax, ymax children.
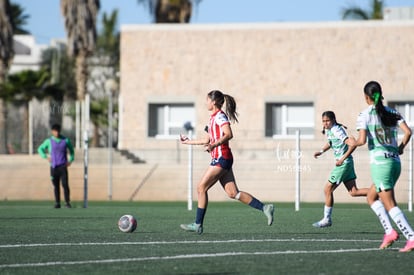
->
<box><xmin>370</xmin><ymin>200</ymin><xmax>393</xmax><ymax>234</ymax></box>
<box><xmin>324</xmin><ymin>205</ymin><xmax>332</xmax><ymax>220</ymax></box>
<box><xmin>389</xmin><ymin>206</ymin><xmax>414</xmax><ymax>241</ymax></box>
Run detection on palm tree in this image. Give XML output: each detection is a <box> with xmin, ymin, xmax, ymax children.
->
<box><xmin>342</xmin><ymin>0</ymin><xmax>384</xmax><ymax>20</ymax></box>
<box><xmin>0</xmin><ymin>0</ymin><xmax>14</xmax><ymax>82</ymax></box>
<box><xmin>138</xmin><ymin>0</ymin><xmax>201</xmax><ymax>23</ymax></box>
<box><xmin>97</xmin><ymin>9</ymin><xmax>119</xmax><ymax>64</ymax></box>
<box><xmin>10</xmin><ymin>2</ymin><xmax>30</xmax><ymax>34</ymax></box>
<box><xmin>0</xmin><ymin>0</ymin><xmax>14</xmax><ymax>153</ymax></box>
<box><xmin>0</xmin><ymin>68</ymin><xmax>56</xmax><ymax>152</ymax></box>
<box><xmin>90</xmin><ymin>9</ymin><xmax>120</xmax><ymax>147</ymax></box>
<box><xmin>60</xmin><ymin>0</ymin><xmax>100</xmax><ymax>101</ymax></box>
<box><xmin>41</xmin><ymin>45</ymin><xmax>76</xmax><ymax>127</ymax></box>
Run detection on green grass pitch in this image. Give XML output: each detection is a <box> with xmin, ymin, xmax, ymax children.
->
<box><xmin>0</xmin><ymin>201</ymin><xmax>413</xmax><ymax>274</ymax></box>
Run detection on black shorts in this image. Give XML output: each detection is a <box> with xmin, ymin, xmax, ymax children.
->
<box><xmin>210</xmin><ymin>157</ymin><xmax>233</xmax><ymax>170</ymax></box>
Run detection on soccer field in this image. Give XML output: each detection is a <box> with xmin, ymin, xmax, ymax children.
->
<box><xmin>0</xmin><ymin>201</ymin><xmax>413</xmax><ymax>274</ymax></box>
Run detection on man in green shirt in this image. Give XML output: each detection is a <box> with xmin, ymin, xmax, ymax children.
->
<box><xmin>38</xmin><ymin>124</ymin><xmax>75</xmax><ymax>208</ymax></box>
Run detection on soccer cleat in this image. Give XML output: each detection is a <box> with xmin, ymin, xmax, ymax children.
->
<box><xmin>379</xmin><ymin>229</ymin><xmax>399</xmax><ymax>249</ymax></box>
<box><xmin>180</xmin><ymin>223</ymin><xmax>203</xmax><ymax>234</ymax></box>
<box><xmin>399</xmin><ymin>239</ymin><xmax>414</xmax><ymax>253</ymax></box>
<box><xmin>263</xmin><ymin>204</ymin><xmax>274</xmax><ymax>226</ymax></box>
<box><xmin>54</xmin><ymin>204</ymin><xmax>61</xmax><ymax>209</ymax></box>
<box><xmin>312</xmin><ymin>219</ymin><xmax>332</xmax><ymax>228</ymax></box>
<box><xmin>65</xmin><ymin>203</ymin><xmax>72</xmax><ymax>208</ymax></box>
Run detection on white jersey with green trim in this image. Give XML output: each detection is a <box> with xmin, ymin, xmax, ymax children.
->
<box><xmin>326</xmin><ymin>124</ymin><xmax>352</xmax><ymax>163</ymax></box>
<box><xmin>356</xmin><ymin>105</ymin><xmax>403</xmax><ymax>164</ymax></box>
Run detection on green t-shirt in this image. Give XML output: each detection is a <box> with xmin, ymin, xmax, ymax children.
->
<box><xmin>356</xmin><ymin>105</ymin><xmax>402</xmax><ymax>164</ymax></box>
<box><xmin>37</xmin><ymin>135</ymin><xmax>75</xmax><ymax>163</ymax></box>
<box><xmin>326</xmin><ymin>124</ymin><xmax>352</xmax><ymax>163</ymax></box>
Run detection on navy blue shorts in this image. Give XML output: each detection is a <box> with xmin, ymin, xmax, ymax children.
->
<box><xmin>210</xmin><ymin>157</ymin><xmax>233</xmax><ymax>170</ymax></box>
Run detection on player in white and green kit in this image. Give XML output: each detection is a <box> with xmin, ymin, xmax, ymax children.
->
<box><xmin>354</xmin><ymin>81</ymin><xmax>414</xmax><ymax>252</ymax></box>
<box><xmin>313</xmin><ymin>111</ymin><xmax>368</xmax><ymax>228</ymax></box>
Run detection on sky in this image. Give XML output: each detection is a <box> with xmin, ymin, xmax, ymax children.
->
<box><xmin>12</xmin><ymin>0</ymin><xmax>414</xmax><ymax>45</ymax></box>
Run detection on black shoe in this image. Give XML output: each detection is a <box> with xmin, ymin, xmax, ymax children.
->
<box><xmin>65</xmin><ymin>203</ymin><xmax>72</xmax><ymax>208</ymax></box>
<box><xmin>54</xmin><ymin>204</ymin><xmax>61</xmax><ymax>209</ymax></box>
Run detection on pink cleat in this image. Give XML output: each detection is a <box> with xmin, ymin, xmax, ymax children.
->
<box><xmin>399</xmin><ymin>239</ymin><xmax>414</xmax><ymax>253</ymax></box>
<box><xmin>379</xmin><ymin>229</ymin><xmax>399</xmax><ymax>249</ymax></box>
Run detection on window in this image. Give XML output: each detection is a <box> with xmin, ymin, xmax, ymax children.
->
<box><xmin>265</xmin><ymin>103</ymin><xmax>314</xmax><ymax>138</ymax></box>
<box><xmin>148</xmin><ymin>103</ymin><xmax>195</xmax><ymax>138</ymax></box>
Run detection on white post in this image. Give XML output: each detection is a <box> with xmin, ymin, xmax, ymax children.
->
<box><xmin>118</xmin><ymin>95</ymin><xmax>123</xmax><ymax>149</ymax></box>
<box><xmin>295</xmin><ymin>130</ymin><xmax>301</xmax><ymax>211</ymax></box>
<box><xmin>409</xmin><ymin>137</ymin><xmax>413</xmax><ymax>212</ymax></box>
<box><xmin>85</xmin><ymin>94</ymin><xmax>90</xmax><ymax>140</ymax></box>
<box><xmin>105</xmin><ymin>79</ymin><xmax>118</xmax><ymax>201</ymax></box>
<box><xmin>187</xmin><ymin>129</ymin><xmax>193</xmax><ymax>211</ymax></box>
<box><xmin>108</xmin><ymin>87</ymin><xmax>113</xmax><ymax>201</ymax></box>
<box><xmin>28</xmin><ymin>99</ymin><xmax>33</xmax><ymax>155</ymax></box>
<box><xmin>75</xmin><ymin>101</ymin><xmax>80</xmax><ymax>149</ymax></box>
<box><xmin>83</xmin><ymin>94</ymin><xmax>90</xmax><ymax>208</ymax></box>
<box><xmin>83</xmin><ymin>129</ymin><xmax>89</xmax><ymax>208</ymax></box>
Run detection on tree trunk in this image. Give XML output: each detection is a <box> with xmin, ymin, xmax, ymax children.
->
<box><xmin>91</xmin><ymin>121</ymin><xmax>99</xmax><ymax>147</ymax></box>
<box><xmin>75</xmin><ymin>51</ymin><xmax>88</xmax><ymax>101</ymax></box>
<box><xmin>155</xmin><ymin>0</ymin><xmax>192</xmax><ymax>23</ymax></box>
<box><xmin>0</xmin><ymin>64</ymin><xmax>7</xmax><ymax>154</ymax></box>
<box><xmin>0</xmin><ymin>99</ymin><xmax>7</xmax><ymax>154</ymax></box>
<box><xmin>49</xmin><ymin>98</ymin><xmax>63</xmax><ymax>128</ymax></box>
<box><xmin>22</xmin><ymin>101</ymin><xmax>29</xmax><ymax>153</ymax></box>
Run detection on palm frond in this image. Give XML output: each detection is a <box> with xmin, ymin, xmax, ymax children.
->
<box><xmin>138</xmin><ymin>0</ymin><xmax>201</xmax><ymax>23</ymax></box>
<box><xmin>10</xmin><ymin>2</ymin><xmax>30</xmax><ymax>34</ymax></box>
<box><xmin>342</xmin><ymin>7</ymin><xmax>370</xmax><ymax>20</ymax></box>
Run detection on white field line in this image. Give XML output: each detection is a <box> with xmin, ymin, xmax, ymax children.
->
<box><xmin>0</xmin><ymin>238</ymin><xmax>379</xmax><ymax>248</ymax></box>
<box><xmin>0</xmin><ymin>248</ymin><xmax>382</xmax><ymax>269</ymax></box>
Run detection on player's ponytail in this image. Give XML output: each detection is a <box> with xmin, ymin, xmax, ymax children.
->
<box><xmin>208</xmin><ymin>90</ymin><xmax>239</xmax><ymax>123</ymax></box>
<box><xmin>223</xmin><ymin>94</ymin><xmax>239</xmax><ymax>123</ymax></box>
<box><xmin>321</xmin><ymin>111</ymin><xmax>347</xmax><ymax>135</ymax></box>
<box><xmin>363</xmin><ymin>81</ymin><xmax>400</xmax><ymax>127</ymax></box>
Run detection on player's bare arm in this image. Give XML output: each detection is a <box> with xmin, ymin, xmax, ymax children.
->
<box><xmin>398</xmin><ymin>121</ymin><xmax>412</xmax><ymax>155</ymax></box>
<box><xmin>314</xmin><ymin>142</ymin><xmax>330</xmax><ymax>159</ymax></box>
<box><xmin>336</xmin><ymin>138</ymin><xmax>356</xmax><ymax>166</ymax></box>
<box><xmin>205</xmin><ymin>124</ymin><xmax>233</xmax><ymax>152</ymax></box>
<box><xmin>180</xmin><ymin>133</ymin><xmax>210</xmax><ymax>146</ymax></box>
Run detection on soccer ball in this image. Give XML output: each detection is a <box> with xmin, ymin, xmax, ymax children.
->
<box><xmin>118</xmin><ymin>214</ymin><xmax>137</xmax><ymax>233</ymax></box>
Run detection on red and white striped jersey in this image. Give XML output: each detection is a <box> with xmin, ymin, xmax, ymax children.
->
<box><xmin>208</xmin><ymin>110</ymin><xmax>233</xmax><ymax>159</ymax></box>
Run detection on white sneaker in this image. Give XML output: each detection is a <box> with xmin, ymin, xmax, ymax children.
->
<box><xmin>263</xmin><ymin>204</ymin><xmax>274</xmax><ymax>226</ymax></box>
<box><xmin>180</xmin><ymin>222</ymin><xmax>203</xmax><ymax>234</ymax></box>
<box><xmin>312</xmin><ymin>219</ymin><xmax>332</xmax><ymax>228</ymax></box>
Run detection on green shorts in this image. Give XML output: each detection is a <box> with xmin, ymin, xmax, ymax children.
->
<box><xmin>371</xmin><ymin>161</ymin><xmax>401</xmax><ymax>192</ymax></box>
<box><xmin>328</xmin><ymin>160</ymin><xmax>356</xmax><ymax>185</ymax></box>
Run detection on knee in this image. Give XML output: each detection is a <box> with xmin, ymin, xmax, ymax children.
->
<box><xmin>324</xmin><ymin>185</ymin><xmax>333</xmax><ymax>195</ymax></box>
<box><xmin>228</xmin><ymin>191</ymin><xmax>241</xmax><ymax>200</ymax></box>
<box><xmin>197</xmin><ymin>185</ymin><xmax>208</xmax><ymax>194</ymax></box>
<box><xmin>348</xmin><ymin>189</ymin><xmax>358</xmax><ymax>197</ymax></box>
<box><xmin>197</xmin><ymin>186</ymin><xmax>204</xmax><ymax>194</ymax></box>
<box><xmin>366</xmin><ymin>193</ymin><xmax>377</xmax><ymax>205</ymax></box>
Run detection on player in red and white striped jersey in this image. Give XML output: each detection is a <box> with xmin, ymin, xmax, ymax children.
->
<box><xmin>180</xmin><ymin>90</ymin><xmax>274</xmax><ymax>234</ymax></box>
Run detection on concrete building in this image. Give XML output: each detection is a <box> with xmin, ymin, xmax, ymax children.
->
<box><xmin>118</xmin><ymin>20</ymin><xmax>414</xmax><ymax>203</ymax></box>
<box><xmin>384</xmin><ymin>6</ymin><xmax>414</xmax><ymax>20</ymax></box>
<box><xmin>10</xmin><ymin>35</ymin><xmax>47</xmax><ymax>74</ymax></box>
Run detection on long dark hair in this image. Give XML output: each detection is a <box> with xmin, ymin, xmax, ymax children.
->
<box><xmin>208</xmin><ymin>90</ymin><xmax>239</xmax><ymax>123</ymax></box>
<box><xmin>321</xmin><ymin>111</ymin><xmax>347</xmax><ymax>134</ymax></box>
<box><xmin>364</xmin><ymin>81</ymin><xmax>400</xmax><ymax>127</ymax></box>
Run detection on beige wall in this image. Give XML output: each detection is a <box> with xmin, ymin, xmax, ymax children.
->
<box><xmin>120</xmin><ymin>21</ymin><xmax>414</xmax><ymax>151</ymax></box>
<box><xmin>119</xmin><ymin>21</ymin><xmax>414</xmax><ymax>203</ymax></box>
